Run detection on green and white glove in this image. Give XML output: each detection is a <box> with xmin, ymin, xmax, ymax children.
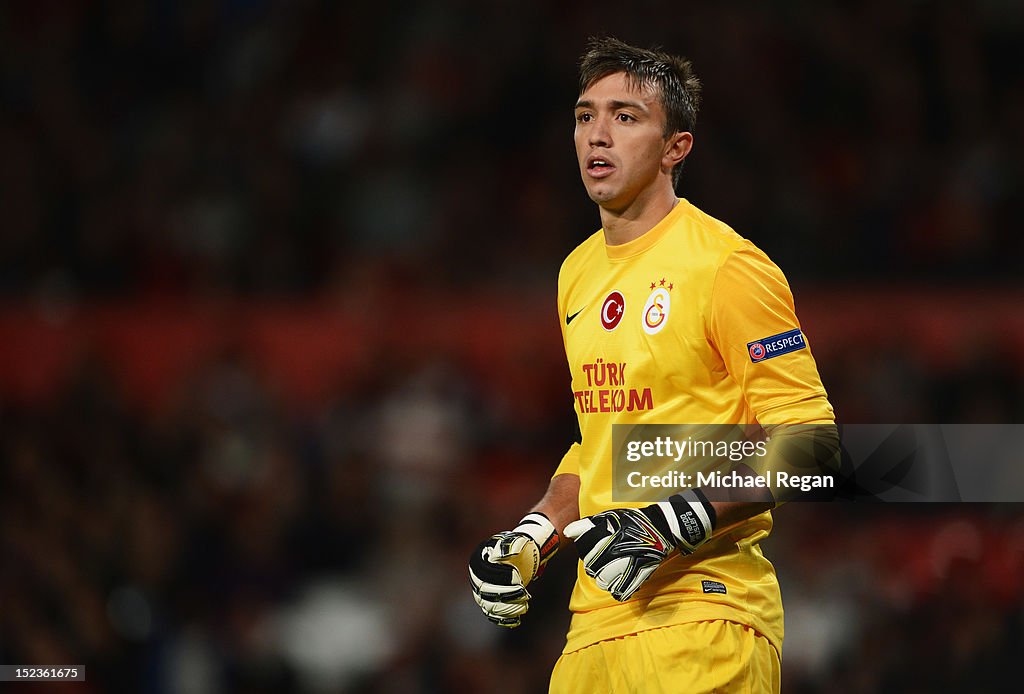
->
<box><xmin>563</xmin><ymin>489</ymin><xmax>716</xmax><ymax>602</ymax></box>
<box><xmin>468</xmin><ymin>512</ymin><xmax>560</xmax><ymax>627</ymax></box>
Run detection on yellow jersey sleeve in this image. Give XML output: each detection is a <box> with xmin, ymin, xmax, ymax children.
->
<box><xmin>555</xmin><ymin>260</ymin><xmax>586</xmax><ymax>480</ymax></box>
<box><xmin>553</xmin><ymin>442</ymin><xmax>581</xmax><ymax>477</ymax></box>
<box><xmin>708</xmin><ymin>245</ymin><xmax>834</xmax><ymax>425</ymax></box>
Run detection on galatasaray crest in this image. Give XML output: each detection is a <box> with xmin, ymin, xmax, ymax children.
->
<box><xmin>642</xmin><ymin>279</ymin><xmax>672</xmax><ymax>335</ymax></box>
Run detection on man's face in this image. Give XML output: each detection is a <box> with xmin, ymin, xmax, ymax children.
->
<box><xmin>574</xmin><ymin>72</ymin><xmax>671</xmax><ymax>212</ymax></box>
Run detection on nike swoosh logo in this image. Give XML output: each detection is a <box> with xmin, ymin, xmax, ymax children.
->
<box><xmin>566</xmin><ymin>307</ymin><xmax>585</xmax><ymax>326</ymax></box>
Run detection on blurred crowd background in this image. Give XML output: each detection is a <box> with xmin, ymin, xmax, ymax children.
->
<box><xmin>1</xmin><ymin>1</ymin><xmax>1022</xmax><ymax>693</ymax></box>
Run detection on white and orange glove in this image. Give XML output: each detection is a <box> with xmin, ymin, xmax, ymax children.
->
<box><xmin>468</xmin><ymin>512</ymin><xmax>560</xmax><ymax>627</ymax></box>
<box><xmin>563</xmin><ymin>489</ymin><xmax>716</xmax><ymax>601</ymax></box>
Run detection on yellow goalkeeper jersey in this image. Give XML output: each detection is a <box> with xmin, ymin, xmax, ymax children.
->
<box><xmin>554</xmin><ymin>198</ymin><xmax>834</xmax><ymax>655</ymax></box>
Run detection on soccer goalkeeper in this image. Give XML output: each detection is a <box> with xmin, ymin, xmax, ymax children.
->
<box><xmin>469</xmin><ymin>37</ymin><xmax>839</xmax><ymax>693</ymax></box>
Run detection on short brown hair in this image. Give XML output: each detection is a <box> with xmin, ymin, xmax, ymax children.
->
<box><xmin>579</xmin><ymin>37</ymin><xmax>702</xmax><ymax>186</ymax></box>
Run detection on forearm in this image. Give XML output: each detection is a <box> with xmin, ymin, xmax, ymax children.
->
<box><xmin>531</xmin><ymin>473</ymin><xmax>581</xmax><ymax>547</ymax></box>
<box><xmin>708</xmin><ymin>500</ymin><xmax>773</xmax><ymax>534</ymax></box>
<box><xmin>702</xmin><ymin>422</ymin><xmax>839</xmax><ymax>534</ymax></box>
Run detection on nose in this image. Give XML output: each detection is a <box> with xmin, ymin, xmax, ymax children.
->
<box><xmin>588</xmin><ymin>114</ymin><xmax>611</xmax><ymax>148</ymax></box>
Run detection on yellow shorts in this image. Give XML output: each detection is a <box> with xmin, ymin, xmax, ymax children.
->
<box><xmin>549</xmin><ymin>620</ymin><xmax>780</xmax><ymax>694</ymax></box>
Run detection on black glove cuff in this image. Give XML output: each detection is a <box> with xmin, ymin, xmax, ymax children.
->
<box><xmin>663</xmin><ymin>488</ymin><xmax>716</xmax><ymax>550</ymax></box>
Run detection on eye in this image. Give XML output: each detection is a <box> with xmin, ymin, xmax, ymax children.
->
<box><xmin>616</xmin><ymin>113</ymin><xmax>635</xmax><ymax>123</ymax></box>
<box><xmin>576</xmin><ymin>112</ymin><xmax>593</xmax><ymax>123</ymax></box>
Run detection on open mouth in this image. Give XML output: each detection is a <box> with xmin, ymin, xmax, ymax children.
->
<box><xmin>587</xmin><ymin>156</ymin><xmax>615</xmax><ymax>177</ymax></box>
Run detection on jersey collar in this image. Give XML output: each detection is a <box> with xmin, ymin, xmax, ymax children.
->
<box><xmin>604</xmin><ymin>198</ymin><xmax>688</xmax><ymax>260</ymax></box>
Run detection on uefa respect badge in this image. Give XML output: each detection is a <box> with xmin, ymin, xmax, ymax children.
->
<box><xmin>747</xmin><ymin>328</ymin><xmax>806</xmax><ymax>363</ymax></box>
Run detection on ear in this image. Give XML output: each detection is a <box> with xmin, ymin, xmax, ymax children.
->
<box><xmin>663</xmin><ymin>131</ymin><xmax>693</xmax><ymax>172</ymax></box>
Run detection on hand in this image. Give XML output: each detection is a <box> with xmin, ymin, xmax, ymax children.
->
<box><xmin>563</xmin><ymin>489</ymin><xmax>716</xmax><ymax>601</ymax></box>
<box><xmin>468</xmin><ymin>512</ymin><xmax>559</xmax><ymax>627</ymax></box>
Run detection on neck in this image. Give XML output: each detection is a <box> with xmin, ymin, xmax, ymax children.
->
<box><xmin>599</xmin><ymin>185</ymin><xmax>679</xmax><ymax>246</ymax></box>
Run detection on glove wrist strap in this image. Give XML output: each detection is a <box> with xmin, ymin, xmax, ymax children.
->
<box><xmin>657</xmin><ymin>489</ymin><xmax>716</xmax><ymax>553</ymax></box>
<box><xmin>513</xmin><ymin>512</ymin><xmax>560</xmax><ymax>563</ymax></box>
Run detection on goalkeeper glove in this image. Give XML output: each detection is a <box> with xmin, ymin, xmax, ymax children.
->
<box><xmin>563</xmin><ymin>489</ymin><xmax>716</xmax><ymax>602</ymax></box>
<box><xmin>468</xmin><ymin>512</ymin><xmax>559</xmax><ymax>627</ymax></box>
